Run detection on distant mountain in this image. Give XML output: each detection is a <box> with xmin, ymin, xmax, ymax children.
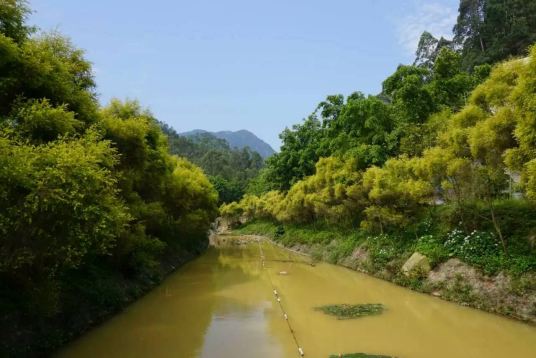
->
<box><xmin>158</xmin><ymin>122</ymin><xmax>265</xmax><ymax>204</ymax></box>
<box><xmin>181</xmin><ymin>129</ymin><xmax>275</xmax><ymax>159</ymax></box>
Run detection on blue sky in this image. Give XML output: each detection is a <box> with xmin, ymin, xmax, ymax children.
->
<box><xmin>29</xmin><ymin>0</ymin><xmax>459</xmax><ymax>149</ymax></box>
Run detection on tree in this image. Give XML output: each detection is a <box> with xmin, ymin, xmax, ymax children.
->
<box><xmin>414</xmin><ymin>31</ymin><xmax>453</xmax><ymax>69</ymax></box>
<box><xmin>100</xmin><ymin>99</ymin><xmax>218</xmax><ymax>270</ymax></box>
<box><xmin>0</xmin><ymin>132</ymin><xmax>130</xmax><ymax>311</ymax></box>
<box><xmin>362</xmin><ymin>157</ymin><xmax>433</xmax><ymax>234</ymax></box>
<box><xmin>325</xmin><ymin>95</ymin><xmax>396</xmax><ymax>167</ymax></box>
<box><xmin>454</xmin><ymin>0</ymin><xmax>486</xmax><ymax>55</ymax></box>
<box><xmin>315</xmin><ymin>94</ymin><xmax>345</xmax><ymax>125</ymax></box>
<box><xmin>429</xmin><ymin>47</ymin><xmax>477</xmax><ymax>110</ymax></box>
<box><xmin>8</xmin><ymin>99</ymin><xmax>81</xmax><ymax>143</ymax></box>
<box><xmin>0</xmin><ymin>0</ymin><xmax>33</xmax><ymax>43</ymax></box>
<box><xmin>0</xmin><ymin>2</ymin><xmax>220</xmax><ymax>354</ymax></box>
<box><xmin>264</xmin><ymin>115</ymin><xmax>326</xmax><ymax>190</ymax></box>
<box><xmin>454</xmin><ymin>0</ymin><xmax>536</xmax><ymax>69</ymax></box>
<box><xmin>383</xmin><ymin>65</ymin><xmax>435</xmax><ymax>124</ymax></box>
<box><xmin>0</xmin><ymin>32</ymin><xmax>98</xmax><ymax>123</ymax></box>
<box><xmin>161</xmin><ymin>123</ymin><xmax>265</xmax><ymax>203</ymax></box>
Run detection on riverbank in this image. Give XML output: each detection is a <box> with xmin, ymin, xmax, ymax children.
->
<box><xmin>0</xmin><ymin>240</ymin><xmax>208</xmax><ymax>357</ymax></box>
<box><xmin>53</xmin><ymin>232</ymin><xmax>536</xmax><ymax>358</ymax></box>
<box><xmin>229</xmin><ymin>220</ymin><xmax>536</xmax><ymax>325</ymax></box>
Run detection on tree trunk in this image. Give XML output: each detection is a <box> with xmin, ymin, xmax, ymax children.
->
<box><xmin>488</xmin><ymin>198</ymin><xmax>507</xmax><ymax>254</ymax></box>
<box><xmin>379</xmin><ymin>217</ymin><xmax>384</xmax><ymax>235</ymax></box>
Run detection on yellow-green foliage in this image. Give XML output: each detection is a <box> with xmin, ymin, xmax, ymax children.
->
<box><xmin>0</xmin><ymin>131</ymin><xmax>129</xmax><ymax>274</ymax></box>
<box><xmin>0</xmin><ymin>7</ymin><xmax>220</xmax><ymax>351</ymax></box>
<box><xmin>167</xmin><ymin>157</ymin><xmax>219</xmax><ymax>237</ymax></box>
<box><xmin>361</xmin><ymin>156</ymin><xmax>433</xmax><ymax>232</ymax></box>
<box><xmin>223</xmin><ymin>157</ymin><xmax>365</xmax><ymax>225</ymax></box>
<box><xmin>433</xmin><ymin>48</ymin><xmax>536</xmax><ymax>203</ymax></box>
<box><xmin>222</xmin><ymin>46</ymin><xmax>536</xmax><ymax>233</ymax></box>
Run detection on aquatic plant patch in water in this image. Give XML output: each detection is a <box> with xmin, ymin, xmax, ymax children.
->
<box><xmin>315</xmin><ymin>304</ymin><xmax>384</xmax><ymax>319</ymax></box>
<box><xmin>328</xmin><ymin>354</ymin><xmax>393</xmax><ymax>358</ymax></box>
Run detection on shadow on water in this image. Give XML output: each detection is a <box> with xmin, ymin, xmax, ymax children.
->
<box><xmin>57</xmin><ymin>235</ymin><xmax>536</xmax><ymax>358</ymax></box>
<box><xmin>56</xmin><ymin>239</ymin><xmax>295</xmax><ymax>358</ymax></box>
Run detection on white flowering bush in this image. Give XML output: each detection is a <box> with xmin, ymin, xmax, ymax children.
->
<box><xmin>444</xmin><ymin>229</ymin><xmax>504</xmax><ymax>273</ymax></box>
<box><xmin>367</xmin><ymin>234</ymin><xmax>400</xmax><ymax>266</ymax></box>
<box><xmin>445</xmin><ymin>229</ymin><xmax>500</xmax><ymax>256</ymax></box>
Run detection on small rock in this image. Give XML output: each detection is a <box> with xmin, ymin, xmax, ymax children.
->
<box><xmin>401</xmin><ymin>252</ymin><xmax>431</xmax><ymax>277</ymax></box>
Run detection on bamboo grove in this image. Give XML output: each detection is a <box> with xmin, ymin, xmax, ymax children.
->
<box><xmin>0</xmin><ymin>1</ymin><xmax>218</xmax><ymax>354</ymax></box>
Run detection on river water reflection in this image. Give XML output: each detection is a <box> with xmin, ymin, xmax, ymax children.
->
<box><xmin>57</xmin><ymin>235</ymin><xmax>536</xmax><ymax>358</ymax></box>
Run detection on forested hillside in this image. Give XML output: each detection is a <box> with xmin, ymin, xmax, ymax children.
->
<box><xmin>181</xmin><ymin>129</ymin><xmax>275</xmax><ymax>159</ymax></box>
<box><xmin>161</xmin><ymin>124</ymin><xmax>264</xmax><ymax>204</ymax></box>
<box><xmin>222</xmin><ymin>0</ymin><xmax>536</xmax><ymax>320</ymax></box>
<box><xmin>0</xmin><ymin>1</ymin><xmax>218</xmax><ymax>355</ymax></box>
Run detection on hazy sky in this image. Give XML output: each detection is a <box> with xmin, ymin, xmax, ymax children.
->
<box><xmin>29</xmin><ymin>0</ymin><xmax>458</xmax><ymax>149</ymax></box>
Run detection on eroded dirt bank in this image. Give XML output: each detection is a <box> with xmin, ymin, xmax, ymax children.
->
<box><xmin>227</xmin><ymin>230</ymin><xmax>536</xmax><ymax>325</ymax></box>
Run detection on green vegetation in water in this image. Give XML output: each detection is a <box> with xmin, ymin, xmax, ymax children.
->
<box><xmin>328</xmin><ymin>354</ymin><xmax>393</xmax><ymax>358</ymax></box>
<box><xmin>234</xmin><ymin>219</ymin><xmax>536</xmax><ymax>323</ymax></box>
<box><xmin>315</xmin><ymin>304</ymin><xmax>384</xmax><ymax>320</ymax></box>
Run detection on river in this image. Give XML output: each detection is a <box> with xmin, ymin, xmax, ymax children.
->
<box><xmin>57</xmin><ymin>235</ymin><xmax>536</xmax><ymax>358</ymax></box>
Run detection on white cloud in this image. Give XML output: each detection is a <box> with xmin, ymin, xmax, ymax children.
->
<box><xmin>397</xmin><ymin>1</ymin><xmax>457</xmax><ymax>55</ymax></box>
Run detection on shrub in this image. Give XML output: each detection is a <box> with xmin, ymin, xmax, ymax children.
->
<box><xmin>442</xmin><ymin>229</ymin><xmax>535</xmax><ymax>275</ymax></box>
<box><xmin>415</xmin><ymin>234</ymin><xmax>449</xmax><ymax>266</ymax></box>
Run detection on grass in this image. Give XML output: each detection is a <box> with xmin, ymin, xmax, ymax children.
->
<box><xmin>315</xmin><ymin>304</ymin><xmax>384</xmax><ymax>320</ymax></box>
<box><xmin>233</xmin><ymin>220</ymin><xmax>279</xmax><ymax>237</ymax></box>
<box><xmin>232</xmin><ymin>219</ymin><xmax>536</xmax><ymax>323</ymax></box>
<box><xmin>234</xmin><ymin>220</ymin><xmax>364</xmax><ymax>246</ymax></box>
<box><xmin>235</xmin><ymin>218</ymin><xmax>536</xmax><ymax>276</ymax></box>
<box><xmin>233</xmin><ymin>220</ymin><xmax>367</xmax><ymax>264</ymax></box>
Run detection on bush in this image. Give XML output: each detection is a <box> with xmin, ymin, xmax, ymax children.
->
<box><xmin>444</xmin><ymin>229</ymin><xmax>502</xmax><ymax>273</ymax></box>
<box><xmin>365</xmin><ymin>234</ymin><xmax>409</xmax><ymax>269</ymax></box>
<box><xmin>275</xmin><ymin>225</ymin><xmax>285</xmax><ymax>238</ymax></box>
<box><xmin>325</xmin><ymin>235</ymin><xmax>362</xmax><ymax>264</ymax></box>
<box><xmin>443</xmin><ymin>228</ymin><xmax>536</xmax><ymax>275</ymax></box>
<box><xmin>415</xmin><ymin>234</ymin><xmax>449</xmax><ymax>267</ymax></box>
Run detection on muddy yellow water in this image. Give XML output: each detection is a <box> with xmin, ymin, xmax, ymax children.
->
<box><xmin>57</xmin><ymin>236</ymin><xmax>536</xmax><ymax>358</ymax></box>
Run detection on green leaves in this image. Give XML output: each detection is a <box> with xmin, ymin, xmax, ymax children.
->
<box><xmin>454</xmin><ymin>0</ymin><xmax>536</xmax><ymax>69</ymax></box>
<box><xmin>0</xmin><ymin>8</ymin><xmax>219</xmax><ymax>342</ymax></box>
<box><xmin>226</xmin><ymin>25</ymin><xmax>536</xmax><ymax>249</ymax></box>
<box><xmin>162</xmin><ymin>125</ymin><xmax>264</xmax><ymax>204</ymax></box>
<box><xmin>0</xmin><ymin>0</ymin><xmax>33</xmax><ymax>43</ymax></box>
<box><xmin>0</xmin><ymin>134</ymin><xmax>128</xmax><ymax>276</ymax></box>
<box><xmin>8</xmin><ymin>99</ymin><xmax>82</xmax><ymax>143</ymax></box>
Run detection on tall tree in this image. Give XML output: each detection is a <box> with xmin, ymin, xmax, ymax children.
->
<box><xmin>0</xmin><ymin>0</ymin><xmax>33</xmax><ymax>43</ymax></box>
<box><xmin>454</xmin><ymin>0</ymin><xmax>536</xmax><ymax>68</ymax></box>
<box><xmin>265</xmin><ymin>115</ymin><xmax>326</xmax><ymax>190</ymax></box>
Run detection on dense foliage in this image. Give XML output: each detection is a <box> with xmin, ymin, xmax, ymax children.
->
<box><xmin>161</xmin><ymin>124</ymin><xmax>264</xmax><ymax>204</ymax></box>
<box><xmin>453</xmin><ymin>0</ymin><xmax>536</xmax><ymax>69</ymax></box>
<box><xmin>0</xmin><ymin>1</ymin><xmax>218</xmax><ymax>355</ymax></box>
<box><xmin>223</xmin><ymin>0</ymin><xmax>536</xmax><ymax>277</ymax></box>
<box><xmin>257</xmin><ymin>47</ymin><xmax>487</xmax><ymax>192</ymax></box>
